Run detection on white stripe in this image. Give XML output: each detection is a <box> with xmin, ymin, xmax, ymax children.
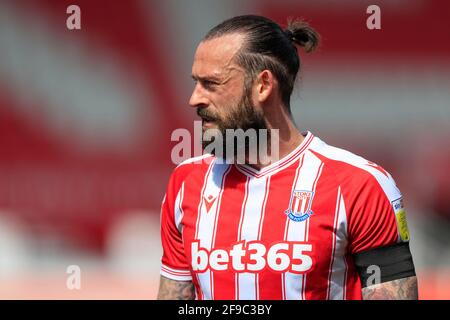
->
<box><xmin>326</xmin><ymin>187</ymin><xmax>341</xmax><ymax>300</ymax></box>
<box><xmin>161</xmin><ymin>264</ymin><xmax>191</xmax><ymax>275</ymax></box>
<box><xmin>256</xmin><ymin>176</ymin><xmax>270</xmax><ymax>300</ymax></box>
<box><xmin>258</xmin><ymin>176</ymin><xmax>271</xmax><ymax>239</ymax></box>
<box><xmin>174</xmin><ymin>182</ymin><xmax>185</xmax><ymax>233</ymax></box>
<box><xmin>343</xmin><ymin>254</ymin><xmax>348</xmax><ymax>299</ymax></box>
<box><xmin>195</xmin><ymin>162</ymin><xmax>230</xmax><ymax>300</ymax></box>
<box><xmin>235</xmin><ymin>177</ymin><xmax>249</xmax><ymax>299</ymax></box>
<box><xmin>160</xmin><ymin>264</ymin><xmax>192</xmax><ymax>281</ymax></box>
<box><xmin>327</xmin><ymin>188</ymin><xmax>349</xmax><ymax>300</ymax></box>
<box><xmin>237</xmin><ymin>176</ymin><xmax>269</xmax><ymax>300</ymax></box>
<box><xmin>284</xmin><ymin>151</ymin><xmax>323</xmax><ymax>300</ymax></box>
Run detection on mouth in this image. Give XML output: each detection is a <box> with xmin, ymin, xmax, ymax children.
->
<box><xmin>199</xmin><ymin>115</ymin><xmax>217</xmax><ymax>125</ymax></box>
<box><xmin>201</xmin><ymin>118</ymin><xmax>216</xmax><ymax>128</ymax></box>
<box><xmin>197</xmin><ymin>109</ymin><xmax>219</xmax><ymax>127</ymax></box>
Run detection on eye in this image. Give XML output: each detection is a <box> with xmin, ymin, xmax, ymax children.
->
<box><xmin>202</xmin><ymin>80</ymin><xmax>218</xmax><ymax>90</ymax></box>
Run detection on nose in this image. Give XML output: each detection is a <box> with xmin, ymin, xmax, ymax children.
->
<box><xmin>189</xmin><ymin>82</ymin><xmax>209</xmax><ymax>108</ymax></box>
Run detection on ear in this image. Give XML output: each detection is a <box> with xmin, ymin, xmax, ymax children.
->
<box><xmin>255</xmin><ymin>70</ymin><xmax>275</xmax><ymax>103</ymax></box>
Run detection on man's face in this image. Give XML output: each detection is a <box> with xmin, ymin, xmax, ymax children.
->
<box><xmin>189</xmin><ymin>34</ymin><xmax>267</xmax><ymax>157</ymax></box>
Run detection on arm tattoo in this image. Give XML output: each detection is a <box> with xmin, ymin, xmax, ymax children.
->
<box><xmin>157</xmin><ymin>276</ymin><xmax>195</xmax><ymax>300</ymax></box>
<box><xmin>362</xmin><ymin>276</ymin><xmax>418</xmax><ymax>300</ymax></box>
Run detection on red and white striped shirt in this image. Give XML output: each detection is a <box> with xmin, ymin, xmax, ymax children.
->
<box><xmin>160</xmin><ymin>131</ymin><xmax>408</xmax><ymax>300</ymax></box>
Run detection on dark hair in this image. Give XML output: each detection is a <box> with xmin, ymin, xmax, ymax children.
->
<box><xmin>204</xmin><ymin>15</ymin><xmax>320</xmax><ymax>109</ymax></box>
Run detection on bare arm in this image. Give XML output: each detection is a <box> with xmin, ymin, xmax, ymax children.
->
<box><xmin>157</xmin><ymin>276</ymin><xmax>196</xmax><ymax>300</ymax></box>
<box><xmin>362</xmin><ymin>276</ymin><xmax>418</xmax><ymax>300</ymax></box>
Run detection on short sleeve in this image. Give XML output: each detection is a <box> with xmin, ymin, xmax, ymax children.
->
<box><xmin>346</xmin><ymin>170</ymin><xmax>410</xmax><ymax>255</ymax></box>
<box><xmin>160</xmin><ymin>171</ymin><xmax>192</xmax><ymax>281</ymax></box>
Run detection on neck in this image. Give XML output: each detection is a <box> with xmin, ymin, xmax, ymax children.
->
<box><xmin>247</xmin><ymin>103</ymin><xmax>304</xmax><ymax>170</ymax></box>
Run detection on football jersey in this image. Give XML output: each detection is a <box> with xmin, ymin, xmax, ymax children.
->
<box><xmin>160</xmin><ymin>131</ymin><xmax>410</xmax><ymax>300</ymax></box>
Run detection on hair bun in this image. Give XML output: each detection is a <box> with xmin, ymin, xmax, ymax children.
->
<box><xmin>284</xmin><ymin>29</ymin><xmax>294</xmax><ymax>41</ymax></box>
<box><xmin>285</xmin><ymin>19</ymin><xmax>320</xmax><ymax>53</ymax></box>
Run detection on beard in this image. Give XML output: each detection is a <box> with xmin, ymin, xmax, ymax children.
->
<box><xmin>197</xmin><ymin>85</ymin><xmax>269</xmax><ymax>163</ymax></box>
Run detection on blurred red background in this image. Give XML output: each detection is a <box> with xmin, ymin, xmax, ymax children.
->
<box><xmin>0</xmin><ymin>0</ymin><xmax>449</xmax><ymax>299</ymax></box>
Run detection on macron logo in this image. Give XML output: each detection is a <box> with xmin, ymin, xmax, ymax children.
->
<box><xmin>203</xmin><ymin>195</ymin><xmax>217</xmax><ymax>213</ymax></box>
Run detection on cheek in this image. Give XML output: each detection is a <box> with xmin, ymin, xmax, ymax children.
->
<box><xmin>209</xmin><ymin>95</ymin><xmax>234</xmax><ymax>117</ymax></box>
<box><xmin>211</xmin><ymin>82</ymin><xmax>246</xmax><ymax>119</ymax></box>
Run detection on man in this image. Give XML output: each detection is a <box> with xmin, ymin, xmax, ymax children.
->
<box><xmin>157</xmin><ymin>15</ymin><xmax>418</xmax><ymax>300</ymax></box>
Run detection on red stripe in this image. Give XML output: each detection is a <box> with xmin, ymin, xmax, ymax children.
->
<box><xmin>344</xmin><ymin>255</ymin><xmax>360</xmax><ymax>300</ymax></box>
<box><xmin>195</xmin><ymin>159</ymin><xmax>215</xmax><ymax>239</ymax></box>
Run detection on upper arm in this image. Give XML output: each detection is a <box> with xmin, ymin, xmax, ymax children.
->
<box><xmin>346</xmin><ymin>170</ymin><xmax>406</xmax><ymax>255</ymax></box>
<box><xmin>362</xmin><ymin>276</ymin><xmax>418</xmax><ymax>300</ymax></box>
<box><xmin>160</xmin><ymin>181</ymin><xmax>192</xmax><ymax>277</ymax></box>
<box><xmin>160</xmin><ymin>170</ymin><xmax>193</xmax><ymax>285</ymax></box>
<box><xmin>157</xmin><ymin>276</ymin><xmax>195</xmax><ymax>300</ymax></box>
<box><xmin>344</xmin><ymin>165</ymin><xmax>417</xmax><ymax>298</ymax></box>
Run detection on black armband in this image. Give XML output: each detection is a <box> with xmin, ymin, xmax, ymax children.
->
<box><xmin>353</xmin><ymin>242</ymin><xmax>416</xmax><ymax>288</ymax></box>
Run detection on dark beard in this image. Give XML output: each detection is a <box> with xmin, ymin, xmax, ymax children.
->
<box><xmin>198</xmin><ymin>86</ymin><xmax>268</xmax><ymax>163</ymax></box>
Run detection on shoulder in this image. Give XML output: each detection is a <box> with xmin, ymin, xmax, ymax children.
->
<box><xmin>308</xmin><ymin>136</ymin><xmax>401</xmax><ymax>201</ymax></box>
<box><xmin>167</xmin><ymin>154</ymin><xmax>215</xmax><ymax>190</ymax></box>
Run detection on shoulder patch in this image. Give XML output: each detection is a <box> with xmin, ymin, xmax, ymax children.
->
<box><xmin>392</xmin><ymin>197</ymin><xmax>410</xmax><ymax>242</ymax></box>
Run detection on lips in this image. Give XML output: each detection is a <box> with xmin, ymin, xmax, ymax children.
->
<box><xmin>197</xmin><ymin>108</ymin><xmax>217</xmax><ymax>123</ymax></box>
<box><xmin>201</xmin><ymin>116</ymin><xmax>216</xmax><ymax>122</ymax></box>
<box><xmin>201</xmin><ymin>118</ymin><xmax>216</xmax><ymax>128</ymax></box>
<box><xmin>199</xmin><ymin>113</ymin><xmax>218</xmax><ymax>125</ymax></box>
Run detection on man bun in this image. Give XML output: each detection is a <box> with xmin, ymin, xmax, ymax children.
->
<box><xmin>284</xmin><ymin>19</ymin><xmax>320</xmax><ymax>53</ymax></box>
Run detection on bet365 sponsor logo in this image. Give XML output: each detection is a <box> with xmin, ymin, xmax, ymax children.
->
<box><xmin>191</xmin><ymin>241</ymin><xmax>313</xmax><ymax>273</ymax></box>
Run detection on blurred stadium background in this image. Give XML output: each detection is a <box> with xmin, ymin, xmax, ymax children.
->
<box><xmin>0</xmin><ymin>0</ymin><xmax>449</xmax><ymax>299</ymax></box>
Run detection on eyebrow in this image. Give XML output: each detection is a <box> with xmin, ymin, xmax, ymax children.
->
<box><xmin>191</xmin><ymin>74</ymin><xmax>222</xmax><ymax>83</ymax></box>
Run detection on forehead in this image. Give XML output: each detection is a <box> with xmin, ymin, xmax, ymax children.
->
<box><xmin>192</xmin><ymin>33</ymin><xmax>245</xmax><ymax>79</ymax></box>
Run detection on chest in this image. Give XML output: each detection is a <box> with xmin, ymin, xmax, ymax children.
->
<box><xmin>179</xmin><ymin>168</ymin><xmax>348</xmax><ymax>273</ymax></box>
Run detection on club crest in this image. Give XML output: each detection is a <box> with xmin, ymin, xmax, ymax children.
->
<box><xmin>285</xmin><ymin>190</ymin><xmax>314</xmax><ymax>222</ymax></box>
